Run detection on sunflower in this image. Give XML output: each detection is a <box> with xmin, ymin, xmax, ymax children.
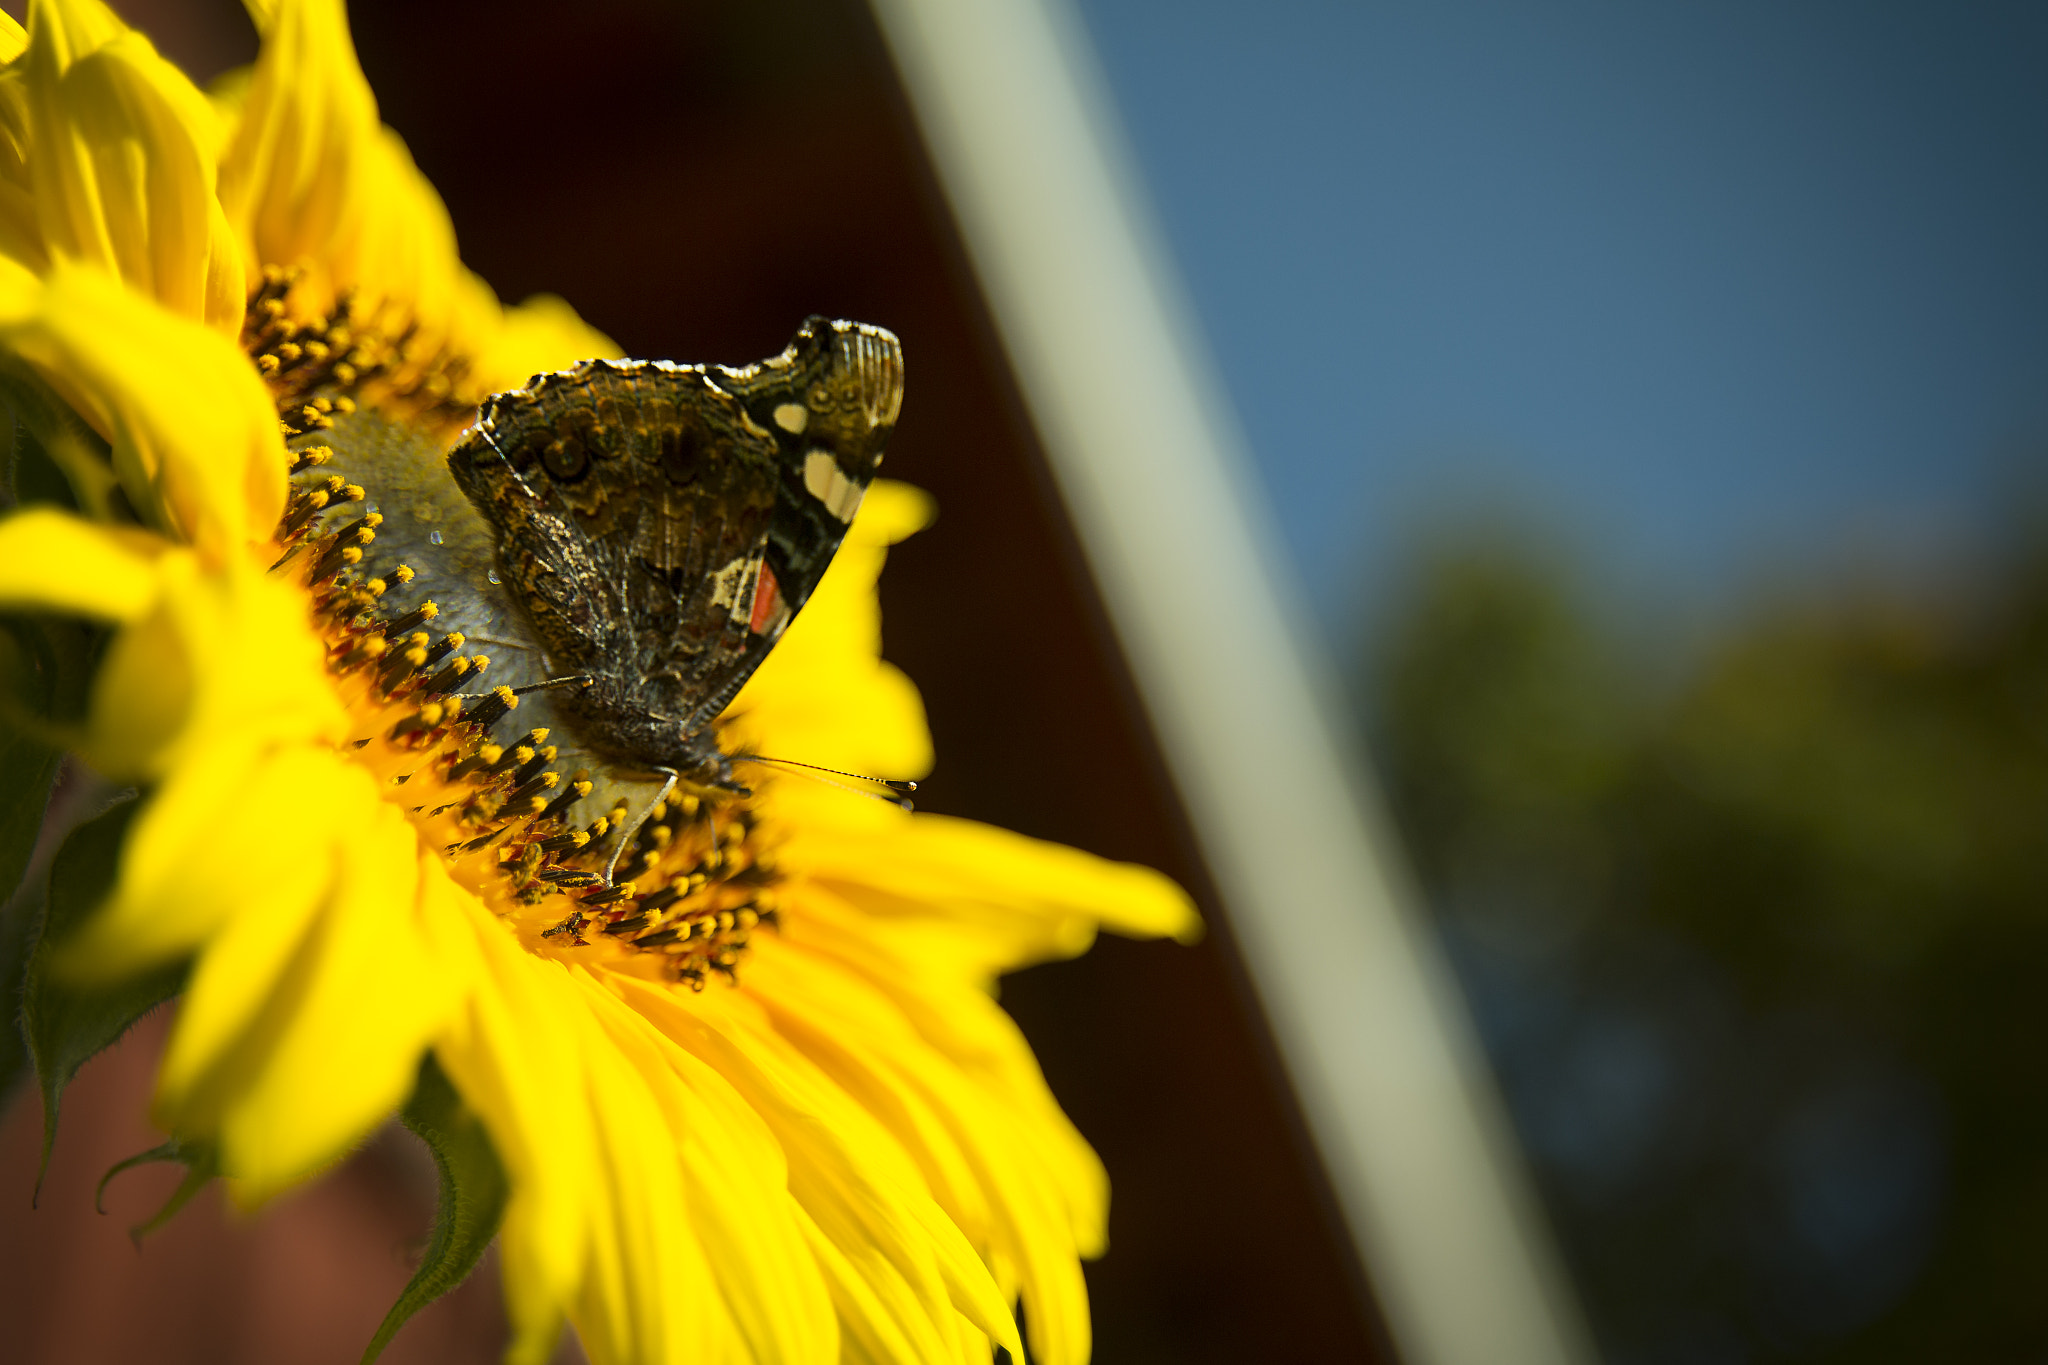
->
<box><xmin>0</xmin><ymin>1</ymin><xmax>1198</xmax><ymax>1362</ymax></box>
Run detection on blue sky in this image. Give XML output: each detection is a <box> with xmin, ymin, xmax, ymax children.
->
<box><xmin>1071</xmin><ymin>0</ymin><xmax>2048</xmax><ymax>639</ymax></box>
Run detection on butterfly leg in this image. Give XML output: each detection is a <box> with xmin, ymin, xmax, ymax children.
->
<box><xmin>509</xmin><ymin>674</ymin><xmax>595</xmax><ymax>697</ymax></box>
<box><xmin>602</xmin><ymin>765</ymin><xmax>679</xmax><ymax>887</ymax></box>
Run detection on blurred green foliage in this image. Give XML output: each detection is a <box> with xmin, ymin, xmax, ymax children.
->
<box><xmin>1365</xmin><ymin>529</ymin><xmax>2048</xmax><ymax>1362</ymax></box>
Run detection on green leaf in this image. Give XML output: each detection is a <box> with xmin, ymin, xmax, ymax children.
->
<box><xmin>22</xmin><ymin>795</ymin><xmax>188</xmax><ymax>1199</ymax></box>
<box><xmin>0</xmin><ymin>735</ymin><xmax>63</xmax><ymax>1107</ymax></box>
<box><xmin>0</xmin><ymin>603</ymin><xmax>107</xmax><ymax>741</ymax></box>
<box><xmin>362</xmin><ymin>1053</ymin><xmax>510</xmax><ymax>1364</ymax></box>
<box><xmin>0</xmin><ymin>736</ymin><xmax>61</xmax><ymax>912</ymax></box>
<box><xmin>95</xmin><ymin>1135</ymin><xmax>217</xmax><ymax>1247</ymax></box>
<box><xmin>0</xmin><ymin>874</ymin><xmax>47</xmax><ymax>1114</ymax></box>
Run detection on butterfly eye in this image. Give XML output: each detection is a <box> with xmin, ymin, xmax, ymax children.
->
<box><xmin>543</xmin><ymin>436</ymin><xmax>590</xmax><ymax>480</ymax></box>
<box><xmin>659</xmin><ymin>426</ymin><xmax>703</xmax><ymax>485</ymax></box>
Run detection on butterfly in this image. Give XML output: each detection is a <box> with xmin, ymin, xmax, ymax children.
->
<box><xmin>443</xmin><ymin>316</ymin><xmax>903</xmax><ymax>802</ymax></box>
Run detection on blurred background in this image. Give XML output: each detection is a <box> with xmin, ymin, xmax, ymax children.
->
<box><xmin>1070</xmin><ymin>2</ymin><xmax>2048</xmax><ymax>1360</ymax></box>
<box><xmin>4</xmin><ymin>1</ymin><xmax>2048</xmax><ymax>1362</ymax></box>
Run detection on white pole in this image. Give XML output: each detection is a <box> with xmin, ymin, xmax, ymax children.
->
<box><xmin>865</xmin><ymin>3</ymin><xmax>1597</xmax><ymax>1363</ymax></box>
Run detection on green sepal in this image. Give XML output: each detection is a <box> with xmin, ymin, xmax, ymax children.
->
<box><xmin>0</xmin><ymin>737</ymin><xmax>63</xmax><ymax>1108</ymax></box>
<box><xmin>95</xmin><ymin>1135</ymin><xmax>217</xmax><ymax>1247</ymax></box>
<box><xmin>361</xmin><ymin>1053</ymin><xmax>510</xmax><ymax>1364</ymax></box>
<box><xmin>22</xmin><ymin>794</ymin><xmax>189</xmax><ymax>1198</ymax></box>
<box><xmin>4</xmin><ymin>418</ymin><xmax>82</xmax><ymax>513</ymax></box>
<box><xmin>0</xmin><ymin>367</ymin><xmax>123</xmax><ymax>522</ymax></box>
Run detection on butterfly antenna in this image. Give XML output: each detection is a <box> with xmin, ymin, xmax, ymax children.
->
<box><xmin>737</xmin><ymin>755</ymin><xmax>917</xmax><ymax>794</ymax></box>
<box><xmin>733</xmin><ymin>755</ymin><xmax>916</xmax><ymax>810</ymax></box>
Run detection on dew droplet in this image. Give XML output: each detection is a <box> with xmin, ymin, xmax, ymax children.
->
<box><xmin>487</xmin><ymin>569</ymin><xmax>501</xmax><ymax>585</ymax></box>
<box><xmin>428</xmin><ymin>529</ymin><xmax>444</xmax><ymax>546</ymax></box>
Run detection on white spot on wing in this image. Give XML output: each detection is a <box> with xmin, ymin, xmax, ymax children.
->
<box><xmin>803</xmin><ymin>450</ymin><xmax>865</xmax><ymax>523</ymax></box>
<box><xmin>708</xmin><ymin>556</ymin><xmax>757</xmax><ymax>620</ymax></box>
<box><xmin>773</xmin><ymin>403</ymin><xmax>808</xmax><ymax>434</ymax></box>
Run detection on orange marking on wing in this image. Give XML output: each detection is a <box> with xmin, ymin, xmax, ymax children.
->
<box><xmin>748</xmin><ymin>562</ymin><xmax>781</xmax><ymax>635</ymax></box>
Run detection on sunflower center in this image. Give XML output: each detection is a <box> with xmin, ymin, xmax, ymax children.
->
<box><xmin>245</xmin><ymin>268</ymin><xmax>781</xmax><ymax>989</ymax></box>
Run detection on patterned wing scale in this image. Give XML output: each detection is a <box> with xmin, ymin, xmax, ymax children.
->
<box><xmin>445</xmin><ymin>317</ymin><xmax>903</xmax><ymax>786</ymax></box>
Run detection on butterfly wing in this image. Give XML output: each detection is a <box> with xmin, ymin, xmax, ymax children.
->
<box><xmin>688</xmin><ymin>317</ymin><xmax>904</xmax><ymax>727</ymax></box>
<box><xmin>445</xmin><ymin>317</ymin><xmax>902</xmax><ymax>775</ymax></box>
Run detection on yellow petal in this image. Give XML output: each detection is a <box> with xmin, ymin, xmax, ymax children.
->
<box><xmin>0</xmin><ymin>11</ymin><xmax>26</xmax><ymax>62</ymax></box>
<box><xmin>582</xmin><ymin>975</ymin><xmax>837</xmax><ymax>1364</ymax></box>
<box><xmin>629</xmin><ymin>977</ymin><xmax>1020</xmax><ymax>1364</ymax></box>
<box><xmin>414</xmin><ymin>887</ymin><xmax>581</xmax><ymax>1365</ymax></box>
<box><xmin>62</xmin><ymin>744</ymin><xmax>343</xmax><ymax>978</ymax></box>
<box><xmin>0</xmin><ymin>263</ymin><xmax>285</xmax><ymax>558</ymax></box>
<box><xmin>238</xmin><ymin>0</ymin><xmax>278</xmax><ymax>35</ymax></box>
<box><xmin>795</xmin><ymin>812</ymin><xmax>1201</xmax><ymax>964</ymax></box>
<box><xmin>23</xmin><ymin>0</ymin><xmax>244</xmax><ymax>327</ymax></box>
<box><xmin>850</xmin><ymin>479</ymin><xmax>938</xmax><ymax>548</ymax></box>
<box><xmin>733</xmin><ymin>480</ymin><xmax>938</xmax><ymax>778</ymax></box>
<box><xmin>0</xmin><ymin>504</ymin><xmax>171</xmax><ymax>619</ymax></box>
<box><xmin>0</xmin><ymin>67</ymin><xmax>50</xmax><ymax>273</ymax></box>
<box><xmin>468</xmin><ymin>291</ymin><xmax>622</xmax><ymax>396</ymax></box>
<box><xmin>67</xmin><ymin>544</ymin><xmax>333</xmax><ymax>782</ymax></box>
<box><xmin>430</xmin><ymin>902</ymin><xmax>751</xmax><ymax>1365</ymax></box>
<box><xmin>218</xmin><ymin>0</ymin><xmax>470</xmax><ymax>360</ymax></box>
<box><xmin>429</xmin><ymin>905</ymin><xmax>595</xmax><ymax>1359</ymax></box>
<box><xmin>751</xmin><ymin>908</ymin><xmax>1098</xmax><ymax>1364</ymax></box>
<box><xmin>157</xmin><ymin>782</ymin><xmax>458</xmax><ymax>1204</ymax></box>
